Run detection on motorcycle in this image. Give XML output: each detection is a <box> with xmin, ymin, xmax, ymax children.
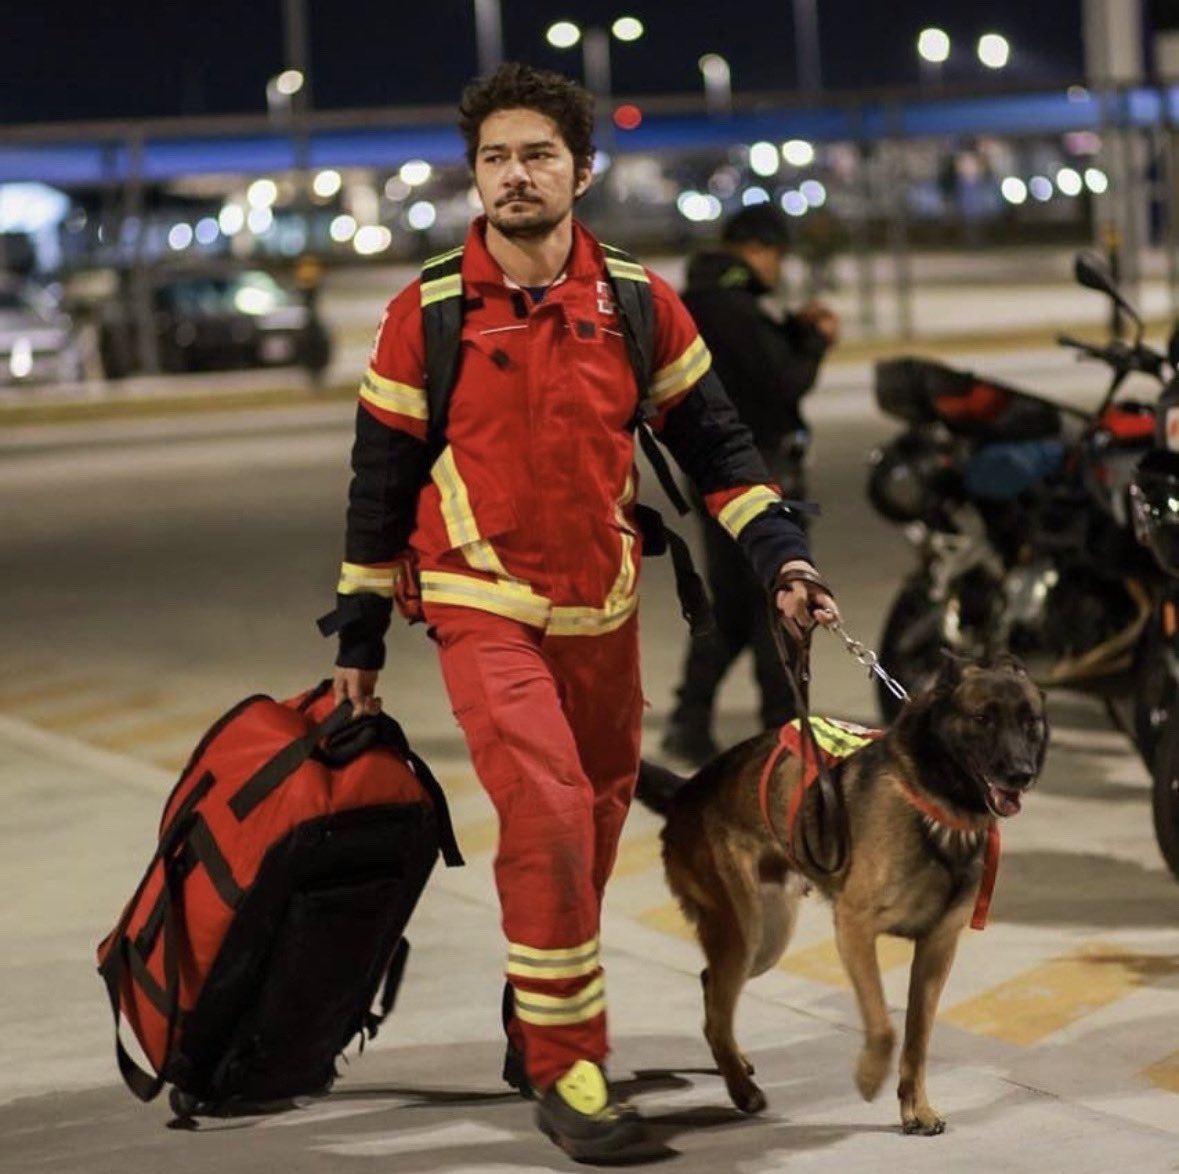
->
<box><xmin>867</xmin><ymin>251</ymin><xmax>1179</xmax><ymax>880</ymax></box>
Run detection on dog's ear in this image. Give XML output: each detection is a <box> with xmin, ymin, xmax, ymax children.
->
<box><xmin>935</xmin><ymin>648</ymin><xmax>968</xmax><ymax>690</ymax></box>
<box><xmin>992</xmin><ymin>651</ymin><xmax>1029</xmax><ymax>677</ymax></box>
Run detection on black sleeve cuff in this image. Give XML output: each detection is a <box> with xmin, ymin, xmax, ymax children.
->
<box><xmin>736</xmin><ymin>505</ymin><xmax>813</xmax><ymax>590</ymax></box>
<box><xmin>323</xmin><ymin>592</ymin><xmax>393</xmax><ymax>671</ymax></box>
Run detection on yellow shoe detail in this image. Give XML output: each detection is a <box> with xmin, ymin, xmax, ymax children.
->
<box><xmin>555</xmin><ymin>1060</ymin><xmax>608</xmax><ymax>1116</ymax></box>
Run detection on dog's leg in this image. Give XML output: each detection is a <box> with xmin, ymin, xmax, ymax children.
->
<box><xmin>833</xmin><ymin>906</ymin><xmax>895</xmax><ymax>1102</ymax></box>
<box><xmin>696</xmin><ymin>875</ymin><xmax>767</xmax><ymax>1114</ymax></box>
<box><xmin>897</xmin><ymin>922</ymin><xmax>960</xmax><ymax>1135</ymax></box>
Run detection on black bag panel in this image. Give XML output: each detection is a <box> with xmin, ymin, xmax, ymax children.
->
<box><xmin>168</xmin><ymin>805</ymin><xmax>439</xmax><ymax>1104</ymax></box>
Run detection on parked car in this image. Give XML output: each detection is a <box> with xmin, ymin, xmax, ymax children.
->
<box><xmin>97</xmin><ymin>265</ymin><xmax>331</xmax><ymax>380</ymax></box>
<box><xmin>0</xmin><ymin>278</ymin><xmax>88</xmax><ymax>387</ymax></box>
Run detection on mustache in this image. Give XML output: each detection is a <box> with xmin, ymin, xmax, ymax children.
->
<box><xmin>496</xmin><ymin>190</ymin><xmax>541</xmax><ymax>207</ymax></box>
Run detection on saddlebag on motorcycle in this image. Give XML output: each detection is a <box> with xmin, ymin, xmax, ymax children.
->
<box><xmin>95</xmin><ymin>680</ymin><xmax>463</xmax><ymax>1121</ymax></box>
<box><xmin>875</xmin><ymin>356</ymin><xmax>1063</xmax><ymax>440</ymax></box>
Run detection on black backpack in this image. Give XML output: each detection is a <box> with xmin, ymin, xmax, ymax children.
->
<box><xmin>417</xmin><ymin>241</ymin><xmax>713</xmax><ymax>634</ymax></box>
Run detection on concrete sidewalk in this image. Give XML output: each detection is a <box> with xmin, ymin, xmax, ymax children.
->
<box><xmin>3</xmin><ymin>703</ymin><xmax>1179</xmax><ymax>1174</ymax></box>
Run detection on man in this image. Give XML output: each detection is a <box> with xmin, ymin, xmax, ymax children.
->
<box><xmin>662</xmin><ymin>203</ymin><xmax>840</xmax><ymax>767</ymax></box>
<box><xmin>328</xmin><ymin>63</ymin><xmax>838</xmax><ymax>1165</ymax></box>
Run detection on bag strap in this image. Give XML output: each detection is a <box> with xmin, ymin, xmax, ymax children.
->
<box><xmin>601</xmin><ymin>243</ymin><xmax>692</xmax><ymax>518</ymax></box>
<box><xmin>228</xmin><ymin>699</ymin><xmax>355</xmax><ymax>821</ymax></box>
<box><xmin>420</xmin><ymin>245</ymin><xmax>466</xmax><ymax>454</ymax></box>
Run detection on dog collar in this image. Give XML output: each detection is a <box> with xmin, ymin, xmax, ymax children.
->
<box><xmin>894</xmin><ymin>779</ymin><xmax>1000</xmax><ymax>931</ymax></box>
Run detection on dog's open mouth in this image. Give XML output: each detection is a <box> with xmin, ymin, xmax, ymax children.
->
<box><xmin>985</xmin><ymin>782</ymin><xmax>1023</xmax><ymax>817</ymax></box>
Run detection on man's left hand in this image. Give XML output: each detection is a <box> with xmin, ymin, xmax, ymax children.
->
<box><xmin>774</xmin><ymin>559</ymin><xmax>839</xmax><ymax>645</ymax></box>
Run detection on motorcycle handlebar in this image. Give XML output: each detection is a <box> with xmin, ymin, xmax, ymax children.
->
<box><xmin>1055</xmin><ymin>333</ymin><xmax>1166</xmax><ymax>379</ymax></box>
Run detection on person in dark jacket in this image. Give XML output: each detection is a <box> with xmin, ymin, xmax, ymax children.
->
<box><xmin>662</xmin><ymin>202</ymin><xmax>840</xmax><ymax>767</ymax></box>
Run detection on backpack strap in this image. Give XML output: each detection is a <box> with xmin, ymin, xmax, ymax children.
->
<box><xmin>601</xmin><ymin>242</ymin><xmax>692</xmax><ymax>518</ymax></box>
<box><xmin>420</xmin><ymin>245</ymin><xmax>466</xmax><ymax>452</ymax></box>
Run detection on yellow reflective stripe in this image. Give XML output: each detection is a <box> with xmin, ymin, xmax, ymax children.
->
<box><xmin>604</xmin><ymin>255</ymin><xmax>648</xmax><ymax>284</ymax></box>
<box><xmin>717</xmin><ymin>485</ymin><xmax>782</xmax><ymax>538</ymax></box>
<box><xmin>359</xmin><ymin>367</ymin><xmax>427</xmax><ymax>421</ymax></box>
<box><xmin>432</xmin><ymin>448</ymin><xmax>479</xmax><ymax>547</ymax></box>
<box><xmin>513</xmin><ymin>974</ymin><xmax>606</xmax><ymax>1027</ymax></box>
<box><xmin>794</xmin><ymin>716</ymin><xmax>879</xmax><ymax>759</ymax></box>
<box><xmin>429</xmin><ymin>449</ymin><xmax>512</xmax><ymax>577</ymax></box>
<box><xmin>422</xmin><ymin>245</ymin><xmax>464</xmax><ymax>271</ymax></box>
<box><xmin>506</xmin><ymin>937</ymin><xmax>600</xmax><ymax>980</ymax></box>
<box><xmin>650</xmin><ymin>336</ymin><xmax>710</xmax><ymax>407</ymax></box>
<box><xmin>421</xmin><ymin>273</ymin><xmax>463</xmax><ymax>307</ymax></box>
<box><xmin>337</xmin><ymin>562</ymin><xmax>396</xmax><ymax>597</ymax></box>
<box><xmin>548</xmin><ymin>593</ymin><xmax>638</xmax><ymax>637</ymax></box>
<box><xmin>420</xmin><ymin>570</ymin><xmax>551</xmax><ymax>627</ymax></box>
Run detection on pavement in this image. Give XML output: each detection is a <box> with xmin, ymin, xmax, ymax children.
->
<box><xmin>3</xmin><ymin>252</ymin><xmax>1179</xmax><ymax>1171</ymax></box>
<box><xmin>2</xmin><ymin>693</ymin><xmax>1179</xmax><ymax>1174</ymax></box>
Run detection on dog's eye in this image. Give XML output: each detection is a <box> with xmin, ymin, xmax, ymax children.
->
<box><xmin>971</xmin><ymin>712</ymin><xmax>989</xmax><ymax>725</ymax></box>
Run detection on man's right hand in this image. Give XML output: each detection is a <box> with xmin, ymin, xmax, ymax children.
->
<box><xmin>333</xmin><ymin>666</ymin><xmax>382</xmax><ymax>716</ymax></box>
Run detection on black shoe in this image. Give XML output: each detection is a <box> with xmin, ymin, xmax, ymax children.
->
<box><xmin>535</xmin><ymin>1060</ymin><xmax>655</xmax><ymax>1165</ymax></box>
<box><xmin>501</xmin><ymin>981</ymin><xmax>533</xmax><ymax>1099</ymax></box>
<box><xmin>660</xmin><ymin>721</ymin><xmax>719</xmax><ymax>769</ymax></box>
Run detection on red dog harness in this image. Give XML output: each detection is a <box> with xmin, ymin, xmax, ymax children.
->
<box><xmin>758</xmin><ymin>718</ymin><xmax>1000</xmax><ymax>931</ymax></box>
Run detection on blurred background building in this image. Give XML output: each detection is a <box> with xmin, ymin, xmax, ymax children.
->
<box><xmin>2</xmin><ymin>0</ymin><xmax>1179</xmax><ymax>378</ymax></box>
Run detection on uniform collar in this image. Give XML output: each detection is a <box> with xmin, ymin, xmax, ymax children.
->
<box><xmin>461</xmin><ymin>216</ymin><xmax>605</xmax><ymax>291</ymax></box>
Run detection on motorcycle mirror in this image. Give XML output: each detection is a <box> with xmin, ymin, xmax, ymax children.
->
<box><xmin>1074</xmin><ymin>249</ymin><xmax>1143</xmax><ymax>338</ymax></box>
<box><xmin>1074</xmin><ymin>250</ymin><xmax>1116</xmax><ymax>294</ymax></box>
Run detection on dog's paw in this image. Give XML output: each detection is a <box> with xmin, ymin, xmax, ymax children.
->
<box><xmin>855</xmin><ymin>1046</ymin><xmax>891</xmax><ymax>1102</ymax></box>
<box><xmin>728</xmin><ymin>1080</ymin><xmax>767</xmax><ymax>1115</ymax></box>
<box><xmin>901</xmin><ymin>1110</ymin><xmax>946</xmax><ymax>1136</ymax></box>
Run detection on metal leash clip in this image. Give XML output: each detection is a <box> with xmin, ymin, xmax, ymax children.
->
<box><xmin>827</xmin><ymin>620</ymin><xmax>910</xmax><ymax>702</ymax></box>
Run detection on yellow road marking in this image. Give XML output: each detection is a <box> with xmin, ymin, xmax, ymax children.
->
<box><xmin>92</xmin><ymin>714</ymin><xmax>220</xmax><ymax>753</ymax></box>
<box><xmin>941</xmin><ymin>944</ymin><xmax>1179</xmax><ymax>1045</ymax></box>
<box><xmin>1142</xmin><ymin>1050</ymin><xmax>1179</xmax><ymax>1093</ymax></box>
<box><xmin>31</xmin><ymin>693</ymin><xmax>169</xmax><ymax>731</ymax></box>
<box><xmin>0</xmin><ymin>677</ymin><xmax>107</xmax><ymax>708</ymax></box>
<box><xmin>778</xmin><ymin>936</ymin><xmax>912</xmax><ymax>986</ymax></box>
<box><xmin>636</xmin><ymin>901</ymin><xmax>694</xmax><ymax>941</ymax></box>
<box><xmin>610</xmin><ymin>832</ymin><xmax>663</xmax><ymax>879</ymax></box>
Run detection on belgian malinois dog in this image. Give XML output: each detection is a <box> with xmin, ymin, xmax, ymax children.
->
<box><xmin>637</xmin><ymin>653</ymin><xmax>1048</xmax><ymax>1134</ymax></box>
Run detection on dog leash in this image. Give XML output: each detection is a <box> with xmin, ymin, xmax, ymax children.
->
<box><xmin>826</xmin><ymin>620</ymin><xmax>909</xmax><ymax>703</ymax></box>
<box><xmin>766</xmin><ymin>588</ymin><xmax>850</xmax><ymax>877</ymax></box>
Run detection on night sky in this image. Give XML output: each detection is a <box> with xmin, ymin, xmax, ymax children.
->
<box><xmin>6</xmin><ymin>0</ymin><xmax>1089</xmax><ymax>125</ymax></box>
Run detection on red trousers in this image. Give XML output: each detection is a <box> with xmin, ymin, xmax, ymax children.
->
<box><xmin>427</xmin><ymin>603</ymin><xmax>643</xmax><ymax>1090</ymax></box>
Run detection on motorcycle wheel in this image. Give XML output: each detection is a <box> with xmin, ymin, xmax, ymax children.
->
<box><xmin>1133</xmin><ymin>626</ymin><xmax>1178</xmax><ymax>770</ymax></box>
<box><xmin>1151</xmin><ymin>720</ymin><xmax>1179</xmax><ymax>883</ymax></box>
<box><xmin>876</xmin><ymin>575</ymin><xmax>951</xmax><ymax>724</ymax></box>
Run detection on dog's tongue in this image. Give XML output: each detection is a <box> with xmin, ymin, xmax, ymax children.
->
<box><xmin>987</xmin><ymin>783</ymin><xmax>1022</xmax><ymax>816</ymax></box>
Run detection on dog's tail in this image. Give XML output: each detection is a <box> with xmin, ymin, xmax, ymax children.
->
<box><xmin>634</xmin><ymin>758</ymin><xmax>689</xmax><ymax>817</ymax></box>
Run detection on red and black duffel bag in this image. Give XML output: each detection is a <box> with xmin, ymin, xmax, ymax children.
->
<box><xmin>96</xmin><ymin>680</ymin><xmax>463</xmax><ymax>1121</ymax></box>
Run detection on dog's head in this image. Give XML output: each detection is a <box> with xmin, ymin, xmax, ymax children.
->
<box><xmin>896</xmin><ymin>651</ymin><xmax>1049</xmax><ymax>818</ymax></box>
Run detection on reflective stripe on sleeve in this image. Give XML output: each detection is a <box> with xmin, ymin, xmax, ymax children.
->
<box><xmin>337</xmin><ymin>561</ymin><xmax>397</xmax><ymax>598</ymax></box>
<box><xmin>649</xmin><ymin>335</ymin><xmax>711</xmax><ymax>407</ymax></box>
<box><xmin>716</xmin><ymin>485</ymin><xmax>784</xmax><ymax>539</ymax></box>
<box><xmin>359</xmin><ymin>367</ymin><xmax>428</xmax><ymax>421</ymax></box>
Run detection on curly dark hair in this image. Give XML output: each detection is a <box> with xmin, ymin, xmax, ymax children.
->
<box><xmin>458</xmin><ymin>62</ymin><xmax>595</xmax><ymax>172</ymax></box>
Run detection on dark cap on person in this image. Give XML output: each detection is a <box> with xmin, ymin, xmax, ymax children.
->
<box><xmin>721</xmin><ymin>203</ymin><xmax>791</xmax><ymax>248</ymax></box>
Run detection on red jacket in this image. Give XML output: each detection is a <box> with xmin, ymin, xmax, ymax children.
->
<box><xmin>335</xmin><ymin>219</ymin><xmax>810</xmax><ymax>666</ymax></box>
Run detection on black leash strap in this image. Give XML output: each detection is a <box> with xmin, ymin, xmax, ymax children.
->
<box><xmin>768</xmin><ymin>586</ymin><xmax>850</xmax><ymax>876</ymax></box>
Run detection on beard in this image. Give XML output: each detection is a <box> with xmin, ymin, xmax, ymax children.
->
<box><xmin>486</xmin><ymin>190</ymin><xmax>574</xmax><ymax>240</ymax></box>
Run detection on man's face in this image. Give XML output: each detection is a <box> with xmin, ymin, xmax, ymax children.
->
<box><xmin>743</xmin><ymin>241</ymin><xmax>787</xmax><ymax>292</ymax></box>
<box><xmin>474</xmin><ymin>107</ymin><xmax>591</xmax><ymax>241</ymax></box>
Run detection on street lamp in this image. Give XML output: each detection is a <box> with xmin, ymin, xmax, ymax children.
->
<box><xmin>698</xmin><ymin>53</ymin><xmax>732</xmax><ymax>116</ymax></box>
<box><xmin>977</xmin><ymin>32</ymin><xmax>1011</xmax><ymax>70</ymax></box>
<box><xmin>916</xmin><ymin>27</ymin><xmax>950</xmax><ymax>89</ymax></box>
<box><xmin>545</xmin><ymin>16</ymin><xmax>644</xmax><ymax>122</ymax></box>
